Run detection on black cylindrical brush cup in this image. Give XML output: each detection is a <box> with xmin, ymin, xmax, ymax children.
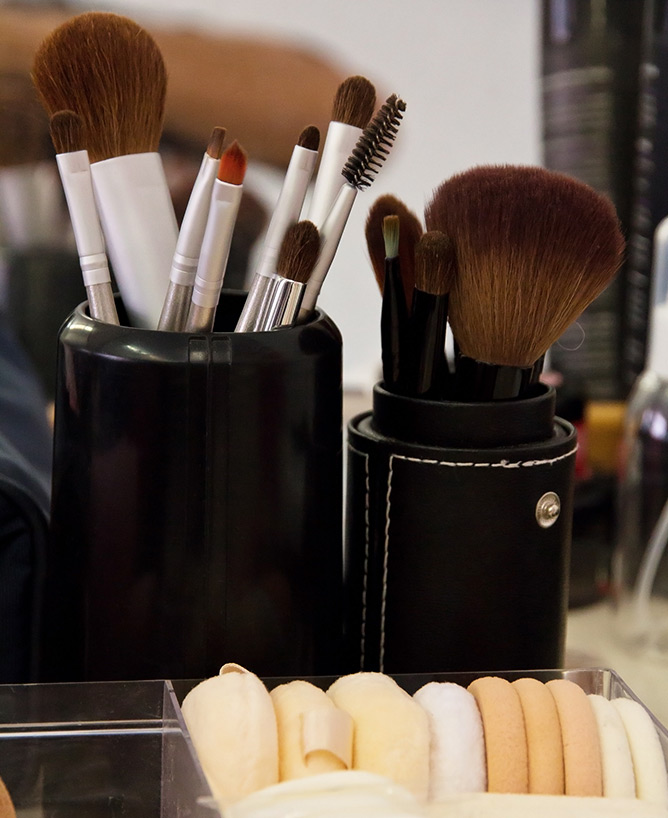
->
<box><xmin>345</xmin><ymin>382</ymin><xmax>576</xmax><ymax>673</ymax></box>
<box><xmin>43</xmin><ymin>292</ymin><xmax>343</xmax><ymax>682</ymax></box>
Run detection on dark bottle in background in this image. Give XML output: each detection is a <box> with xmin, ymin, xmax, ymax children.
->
<box><xmin>542</xmin><ymin>0</ymin><xmax>645</xmax><ymax>400</ymax></box>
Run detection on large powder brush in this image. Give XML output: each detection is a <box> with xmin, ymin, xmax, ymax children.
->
<box><xmin>425</xmin><ymin>164</ymin><xmax>625</xmax><ymax>400</ymax></box>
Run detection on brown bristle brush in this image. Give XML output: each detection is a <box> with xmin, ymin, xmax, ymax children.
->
<box><xmin>425</xmin><ymin>165</ymin><xmax>625</xmax><ymax>401</ymax></box>
<box><xmin>256</xmin><ymin>220</ymin><xmax>321</xmax><ymax>331</ymax></box>
<box><xmin>365</xmin><ymin>193</ymin><xmax>423</xmax><ymax>306</ymax></box>
<box><xmin>307</xmin><ymin>75</ymin><xmax>376</xmax><ymax>228</ymax></box>
<box><xmin>32</xmin><ymin>11</ymin><xmax>177</xmax><ymax>330</ymax></box>
<box><xmin>407</xmin><ymin>230</ymin><xmax>457</xmax><ymax>399</ymax></box>
<box><xmin>379</xmin><ymin>213</ymin><xmax>410</xmax><ymax>393</ymax></box>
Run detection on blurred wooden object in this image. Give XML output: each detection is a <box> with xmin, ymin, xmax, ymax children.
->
<box><xmin>0</xmin><ymin>5</ymin><xmax>348</xmax><ymax>167</ymax></box>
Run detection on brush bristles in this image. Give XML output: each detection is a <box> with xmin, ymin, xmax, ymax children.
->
<box><xmin>365</xmin><ymin>194</ymin><xmax>422</xmax><ymax>298</ymax></box>
<box><xmin>414</xmin><ymin>231</ymin><xmax>457</xmax><ymax>297</ymax></box>
<box><xmin>298</xmin><ymin>125</ymin><xmax>320</xmax><ymax>152</ymax></box>
<box><xmin>332</xmin><ymin>75</ymin><xmax>376</xmax><ymax>129</ymax></box>
<box><xmin>342</xmin><ymin>94</ymin><xmax>406</xmax><ymax>190</ymax></box>
<box><xmin>425</xmin><ymin>164</ymin><xmax>625</xmax><ymax>367</ymax></box>
<box><xmin>32</xmin><ymin>12</ymin><xmax>167</xmax><ymax>163</ymax></box>
<box><xmin>49</xmin><ymin>110</ymin><xmax>86</xmax><ymax>154</ymax></box>
<box><xmin>218</xmin><ymin>140</ymin><xmax>247</xmax><ymax>185</ymax></box>
<box><xmin>383</xmin><ymin>215</ymin><xmax>400</xmax><ymax>260</ymax></box>
<box><xmin>207</xmin><ymin>126</ymin><xmax>227</xmax><ymax>160</ymax></box>
<box><xmin>277</xmin><ymin>220</ymin><xmax>320</xmax><ymax>284</ymax></box>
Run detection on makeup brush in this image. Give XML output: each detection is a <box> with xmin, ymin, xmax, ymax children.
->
<box><xmin>185</xmin><ymin>140</ymin><xmax>247</xmax><ymax>333</ymax></box>
<box><xmin>425</xmin><ymin>164</ymin><xmax>625</xmax><ymax>401</ymax></box>
<box><xmin>33</xmin><ymin>11</ymin><xmax>177</xmax><ymax>330</ymax></box>
<box><xmin>407</xmin><ymin>230</ymin><xmax>457</xmax><ymax>399</ymax></box>
<box><xmin>307</xmin><ymin>75</ymin><xmax>376</xmax><ymax>229</ymax></box>
<box><xmin>49</xmin><ymin>110</ymin><xmax>119</xmax><ymax>325</ymax></box>
<box><xmin>158</xmin><ymin>125</ymin><xmax>226</xmax><ymax>332</ymax></box>
<box><xmin>365</xmin><ymin>194</ymin><xmax>423</xmax><ymax>306</ymax></box>
<box><xmin>380</xmin><ymin>214</ymin><xmax>410</xmax><ymax>393</ymax></box>
<box><xmin>254</xmin><ymin>221</ymin><xmax>320</xmax><ymax>331</ymax></box>
<box><xmin>299</xmin><ymin>93</ymin><xmax>407</xmax><ymax>320</ymax></box>
<box><xmin>235</xmin><ymin>125</ymin><xmax>319</xmax><ymax>332</ymax></box>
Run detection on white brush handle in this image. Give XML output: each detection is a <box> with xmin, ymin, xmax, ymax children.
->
<box><xmin>255</xmin><ymin>144</ymin><xmax>318</xmax><ymax>279</ymax></box>
<box><xmin>91</xmin><ymin>152</ymin><xmax>177</xmax><ymax>329</ymax></box>
<box><xmin>307</xmin><ymin>121</ymin><xmax>360</xmax><ymax>229</ymax></box>
<box><xmin>299</xmin><ymin>183</ymin><xmax>357</xmax><ymax>319</ymax></box>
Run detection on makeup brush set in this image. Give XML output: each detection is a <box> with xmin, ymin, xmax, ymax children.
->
<box><xmin>29</xmin><ymin>11</ymin><xmax>410</xmax><ymax>683</ymax></box>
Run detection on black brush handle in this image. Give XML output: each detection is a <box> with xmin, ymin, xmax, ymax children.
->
<box><xmin>454</xmin><ymin>353</ymin><xmax>541</xmax><ymax>401</ymax></box>
<box><xmin>380</xmin><ymin>256</ymin><xmax>410</xmax><ymax>393</ymax></box>
<box><xmin>408</xmin><ymin>289</ymin><xmax>449</xmax><ymax>398</ymax></box>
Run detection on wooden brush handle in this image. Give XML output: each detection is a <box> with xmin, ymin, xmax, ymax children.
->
<box><xmin>0</xmin><ymin>6</ymin><xmax>349</xmax><ymax>168</ymax></box>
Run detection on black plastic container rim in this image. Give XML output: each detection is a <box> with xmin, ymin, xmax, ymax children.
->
<box><xmin>372</xmin><ymin>381</ymin><xmax>560</xmax><ymax>448</ymax></box>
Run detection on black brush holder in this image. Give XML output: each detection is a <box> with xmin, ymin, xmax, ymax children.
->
<box><xmin>345</xmin><ymin>382</ymin><xmax>577</xmax><ymax>673</ymax></box>
<box><xmin>42</xmin><ymin>292</ymin><xmax>343</xmax><ymax>682</ymax></box>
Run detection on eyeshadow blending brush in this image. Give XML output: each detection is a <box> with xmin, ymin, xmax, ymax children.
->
<box><xmin>33</xmin><ymin>11</ymin><xmax>177</xmax><ymax>330</ymax></box>
<box><xmin>158</xmin><ymin>126</ymin><xmax>226</xmax><ymax>332</ymax></box>
<box><xmin>185</xmin><ymin>140</ymin><xmax>247</xmax><ymax>334</ymax></box>
<box><xmin>307</xmin><ymin>75</ymin><xmax>376</xmax><ymax>229</ymax></box>
<box><xmin>235</xmin><ymin>125</ymin><xmax>319</xmax><ymax>332</ymax></box>
<box><xmin>380</xmin><ymin>214</ymin><xmax>410</xmax><ymax>394</ymax></box>
<box><xmin>299</xmin><ymin>93</ymin><xmax>407</xmax><ymax>320</ymax></box>
<box><xmin>49</xmin><ymin>110</ymin><xmax>119</xmax><ymax>325</ymax></box>
<box><xmin>407</xmin><ymin>230</ymin><xmax>457</xmax><ymax>399</ymax></box>
<box><xmin>365</xmin><ymin>193</ymin><xmax>423</xmax><ymax>306</ymax></box>
<box><xmin>255</xmin><ymin>221</ymin><xmax>320</xmax><ymax>331</ymax></box>
<box><xmin>425</xmin><ymin>165</ymin><xmax>625</xmax><ymax>401</ymax></box>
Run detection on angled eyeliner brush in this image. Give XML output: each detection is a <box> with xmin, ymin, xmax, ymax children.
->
<box><xmin>159</xmin><ymin>126</ymin><xmax>226</xmax><ymax>331</ymax></box>
<box><xmin>307</xmin><ymin>75</ymin><xmax>376</xmax><ymax>229</ymax></box>
<box><xmin>49</xmin><ymin>110</ymin><xmax>119</xmax><ymax>325</ymax></box>
<box><xmin>407</xmin><ymin>230</ymin><xmax>457</xmax><ymax>398</ymax></box>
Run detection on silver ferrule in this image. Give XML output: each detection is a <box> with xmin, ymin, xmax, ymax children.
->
<box><xmin>256</xmin><ymin>277</ymin><xmax>306</xmax><ymax>332</ymax></box>
<box><xmin>235</xmin><ymin>274</ymin><xmax>277</xmax><ymax>332</ymax></box>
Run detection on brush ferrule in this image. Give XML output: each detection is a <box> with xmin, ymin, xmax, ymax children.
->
<box><xmin>56</xmin><ymin>150</ymin><xmax>106</xmax><ymax>259</ymax></box>
<box><xmin>256</xmin><ymin>277</ymin><xmax>306</xmax><ymax>331</ymax></box>
<box><xmin>454</xmin><ymin>354</ymin><xmax>541</xmax><ymax>401</ymax></box>
<box><xmin>169</xmin><ymin>253</ymin><xmax>199</xmax><ymax>286</ymax></box>
<box><xmin>173</xmin><ymin>152</ymin><xmax>219</xmax><ymax>262</ymax></box>
<box><xmin>235</xmin><ymin>273</ymin><xmax>277</xmax><ymax>332</ymax></box>
<box><xmin>255</xmin><ymin>144</ymin><xmax>318</xmax><ymax>280</ymax></box>
<box><xmin>307</xmin><ymin>120</ymin><xmax>361</xmax><ymax>228</ymax></box>
<box><xmin>79</xmin><ymin>253</ymin><xmax>112</xmax><ymax>286</ymax></box>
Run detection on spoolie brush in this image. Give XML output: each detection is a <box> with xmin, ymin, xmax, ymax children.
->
<box><xmin>159</xmin><ymin>125</ymin><xmax>227</xmax><ymax>331</ymax></box>
<box><xmin>185</xmin><ymin>140</ymin><xmax>247</xmax><ymax>333</ymax></box>
<box><xmin>407</xmin><ymin>231</ymin><xmax>457</xmax><ymax>398</ymax></box>
<box><xmin>33</xmin><ymin>11</ymin><xmax>177</xmax><ymax>329</ymax></box>
<box><xmin>425</xmin><ymin>164</ymin><xmax>625</xmax><ymax>401</ymax></box>
<box><xmin>236</xmin><ymin>125</ymin><xmax>320</xmax><ymax>331</ymax></box>
<box><xmin>365</xmin><ymin>194</ymin><xmax>423</xmax><ymax>306</ymax></box>
<box><xmin>380</xmin><ymin>214</ymin><xmax>410</xmax><ymax>393</ymax></box>
<box><xmin>255</xmin><ymin>221</ymin><xmax>321</xmax><ymax>331</ymax></box>
<box><xmin>49</xmin><ymin>109</ymin><xmax>119</xmax><ymax>325</ymax></box>
<box><xmin>307</xmin><ymin>75</ymin><xmax>376</xmax><ymax>229</ymax></box>
<box><xmin>299</xmin><ymin>93</ymin><xmax>407</xmax><ymax>320</ymax></box>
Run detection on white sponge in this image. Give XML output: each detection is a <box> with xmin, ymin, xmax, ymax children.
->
<box><xmin>588</xmin><ymin>694</ymin><xmax>635</xmax><ymax>799</ymax></box>
<box><xmin>414</xmin><ymin>681</ymin><xmax>486</xmax><ymax>798</ymax></box>
<box><xmin>612</xmin><ymin>697</ymin><xmax>668</xmax><ymax>807</ymax></box>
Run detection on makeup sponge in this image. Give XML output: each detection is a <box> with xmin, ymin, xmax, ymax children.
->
<box><xmin>0</xmin><ymin>776</ymin><xmax>15</xmax><ymax>818</ymax></box>
<box><xmin>181</xmin><ymin>663</ymin><xmax>279</xmax><ymax>804</ymax></box>
<box><xmin>546</xmin><ymin>679</ymin><xmax>602</xmax><ymax>797</ymax></box>
<box><xmin>327</xmin><ymin>672</ymin><xmax>430</xmax><ymax>800</ymax></box>
<box><xmin>467</xmin><ymin>676</ymin><xmax>528</xmax><ymax>793</ymax></box>
<box><xmin>414</xmin><ymin>681</ymin><xmax>486</xmax><ymax>798</ymax></box>
<box><xmin>270</xmin><ymin>680</ymin><xmax>353</xmax><ymax>781</ymax></box>
<box><xmin>512</xmin><ymin>677</ymin><xmax>564</xmax><ymax>794</ymax></box>
<box><xmin>613</xmin><ymin>697</ymin><xmax>668</xmax><ymax>806</ymax></box>
<box><xmin>588</xmin><ymin>694</ymin><xmax>635</xmax><ymax>799</ymax></box>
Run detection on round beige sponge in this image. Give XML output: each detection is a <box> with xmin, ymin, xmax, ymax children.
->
<box><xmin>546</xmin><ymin>678</ymin><xmax>602</xmax><ymax>797</ymax></box>
<box><xmin>512</xmin><ymin>677</ymin><xmax>564</xmax><ymax>794</ymax></box>
<box><xmin>467</xmin><ymin>676</ymin><xmax>528</xmax><ymax>794</ymax></box>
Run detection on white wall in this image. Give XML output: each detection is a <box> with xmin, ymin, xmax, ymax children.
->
<box><xmin>72</xmin><ymin>0</ymin><xmax>542</xmax><ymax>388</ymax></box>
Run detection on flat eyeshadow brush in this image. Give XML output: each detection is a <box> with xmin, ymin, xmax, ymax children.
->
<box><xmin>307</xmin><ymin>75</ymin><xmax>376</xmax><ymax>229</ymax></box>
<box><xmin>33</xmin><ymin>11</ymin><xmax>177</xmax><ymax>330</ymax></box>
<box><xmin>380</xmin><ymin>214</ymin><xmax>410</xmax><ymax>394</ymax></box>
<box><xmin>158</xmin><ymin>126</ymin><xmax>226</xmax><ymax>331</ymax></box>
<box><xmin>49</xmin><ymin>110</ymin><xmax>119</xmax><ymax>325</ymax></box>
<box><xmin>235</xmin><ymin>125</ymin><xmax>319</xmax><ymax>332</ymax></box>
<box><xmin>299</xmin><ymin>93</ymin><xmax>407</xmax><ymax>320</ymax></box>
<box><xmin>185</xmin><ymin>140</ymin><xmax>247</xmax><ymax>333</ymax></box>
<box><xmin>407</xmin><ymin>230</ymin><xmax>457</xmax><ymax>399</ymax></box>
<box><xmin>425</xmin><ymin>165</ymin><xmax>625</xmax><ymax>401</ymax></box>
